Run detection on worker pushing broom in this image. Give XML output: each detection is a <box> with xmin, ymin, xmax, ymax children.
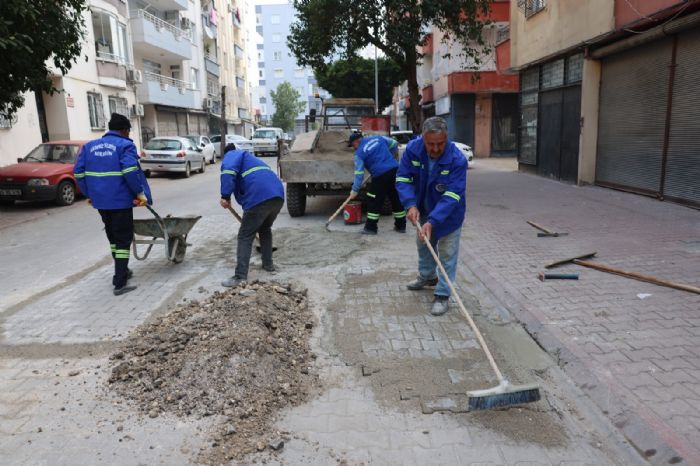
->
<box><xmin>396</xmin><ymin>116</ymin><xmax>540</xmax><ymax>409</ymax></box>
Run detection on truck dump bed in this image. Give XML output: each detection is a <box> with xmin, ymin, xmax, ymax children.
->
<box><xmin>279</xmin><ymin>129</ymin><xmax>354</xmax><ymax>184</ymax></box>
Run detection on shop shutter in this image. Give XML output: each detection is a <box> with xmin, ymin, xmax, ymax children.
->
<box><xmin>664</xmin><ymin>28</ymin><xmax>700</xmax><ymax>206</ymax></box>
<box><xmin>157</xmin><ymin>111</ymin><xmax>178</xmax><ymax>136</ymax></box>
<box><xmin>596</xmin><ymin>37</ymin><xmax>673</xmax><ymax>195</ymax></box>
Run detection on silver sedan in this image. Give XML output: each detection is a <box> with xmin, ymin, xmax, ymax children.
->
<box><xmin>140</xmin><ymin>136</ymin><xmax>207</xmax><ymax>178</ymax></box>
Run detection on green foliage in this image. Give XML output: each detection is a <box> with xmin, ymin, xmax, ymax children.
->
<box><xmin>288</xmin><ymin>0</ymin><xmax>491</xmax><ymax>131</ymax></box>
<box><xmin>0</xmin><ymin>0</ymin><xmax>88</xmax><ymax>117</ymax></box>
<box><xmin>270</xmin><ymin>82</ymin><xmax>307</xmax><ymax>132</ymax></box>
<box><xmin>314</xmin><ymin>57</ymin><xmax>403</xmax><ymax>110</ymax></box>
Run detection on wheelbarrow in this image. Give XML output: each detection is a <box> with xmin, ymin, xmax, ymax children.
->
<box><xmin>132</xmin><ymin>205</ymin><xmax>201</xmax><ymax>263</ymax></box>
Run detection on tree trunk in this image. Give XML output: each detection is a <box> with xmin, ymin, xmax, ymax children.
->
<box><xmin>405</xmin><ymin>48</ymin><xmax>422</xmax><ymax>134</ymax></box>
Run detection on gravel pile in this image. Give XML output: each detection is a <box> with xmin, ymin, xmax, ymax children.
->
<box><xmin>107</xmin><ymin>281</ymin><xmax>319</xmax><ymax>463</ymax></box>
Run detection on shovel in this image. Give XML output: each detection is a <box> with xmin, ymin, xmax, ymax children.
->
<box><xmin>325</xmin><ymin>178</ymin><xmax>368</xmax><ymax>232</ymax></box>
<box><xmin>227</xmin><ymin>206</ymin><xmax>277</xmax><ymax>253</ymax></box>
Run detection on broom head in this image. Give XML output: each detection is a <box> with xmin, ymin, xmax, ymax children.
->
<box><xmin>468</xmin><ymin>380</ymin><xmax>541</xmax><ymax>411</ymax></box>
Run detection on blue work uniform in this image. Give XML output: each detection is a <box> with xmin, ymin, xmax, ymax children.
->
<box><xmin>220</xmin><ymin>149</ymin><xmax>284</xmax><ymax>210</ymax></box>
<box><xmin>351</xmin><ymin>136</ymin><xmax>399</xmax><ymax>193</ymax></box>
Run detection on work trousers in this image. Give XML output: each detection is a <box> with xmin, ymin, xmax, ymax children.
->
<box><xmin>365</xmin><ymin>167</ymin><xmax>406</xmax><ymax>232</ymax></box>
<box><xmin>416</xmin><ymin>220</ymin><xmax>461</xmax><ymax>298</ymax></box>
<box><xmin>235</xmin><ymin>197</ymin><xmax>283</xmax><ymax>279</ymax></box>
<box><xmin>99</xmin><ymin>208</ymin><xmax>134</xmax><ymax>289</ymax></box>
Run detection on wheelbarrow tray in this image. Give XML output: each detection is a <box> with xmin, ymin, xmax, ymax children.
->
<box><xmin>134</xmin><ymin>215</ymin><xmax>201</xmax><ymax>238</ymax></box>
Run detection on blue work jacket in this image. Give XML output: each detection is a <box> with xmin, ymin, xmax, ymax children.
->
<box><xmin>396</xmin><ymin>137</ymin><xmax>467</xmax><ymax>239</ymax></box>
<box><xmin>73</xmin><ymin>131</ymin><xmax>152</xmax><ymax>210</ymax></box>
<box><xmin>220</xmin><ymin>149</ymin><xmax>284</xmax><ymax>211</ymax></box>
<box><xmin>352</xmin><ymin>136</ymin><xmax>399</xmax><ymax>192</ymax></box>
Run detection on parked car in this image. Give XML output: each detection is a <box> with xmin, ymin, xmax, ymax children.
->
<box><xmin>251</xmin><ymin>127</ymin><xmax>286</xmax><ymax>157</ymax></box>
<box><xmin>184</xmin><ymin>135</ymin><xmax>216</xmax><ymax>164</ymax></box>
<box><xmin>140</xmin><ymin>136</ymin><xmax>206</xmax><ymax>178</ymax></box>
<box><xmin>209</xmin><ymin>134</ymin><xmax>255</xmax><ymax>158</ymax></box>
<box><xmin>453</xmin><ymin>142</ymin><xmax>475</xmax><ymax>168</ymax></box>
<box><xmin>0</xmin><ymin>140</ymin><xmax>87</xmax><ymax>206</ymax></box>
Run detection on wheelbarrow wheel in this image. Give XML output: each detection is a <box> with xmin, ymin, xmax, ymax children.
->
<box><xmin>167</xmin><ymin>236</ymin><xmax>188</xmax><ymax>263</ymax></box>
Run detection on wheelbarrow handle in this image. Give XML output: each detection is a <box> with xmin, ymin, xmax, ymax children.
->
<box><xmin>145</xmin><ymin>204</ymin><xmax>169</xmax><ymax>243</ymax></box>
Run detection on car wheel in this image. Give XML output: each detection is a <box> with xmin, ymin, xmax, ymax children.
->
<box><xmin>55</xmin><ymin>181</ymin><xmax>76</xmax><ymax>206</ymax></box>
<box><xmin>200</xmin><ymin>158</ymin><xmax>206</xmax><ymax>173</ymax></box>
<box><xmin>183</xmin><ymin>162</ymin><xmax>191</xmax><ymax>178</ymax></box>
<box><xmin>209</xmin><ymin>153</ymin><xmax>216</xmax><ymax>164</ymax></box>
<box><xmin>144</xmin><ymin>169</ymin><xmax>152</xmax><ymax>178</ymax></box>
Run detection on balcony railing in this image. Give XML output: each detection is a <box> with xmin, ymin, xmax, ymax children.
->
<box><xmin>204</xmin><ymin>52</ymin><xmax>218</xmax><ymax>64</ymax></box>
<box><xmin>96</xmin><ymin>50</ymin><xmax>131</xmax><ymax>66</ymax></box>
<box><xmin>144</xmin><ymin>71</ymin><xmax>196</xmax><ymax>91</ymax></box>
<box><xmin>130</xmin><ymin>9</ymin><xmax>192</xmax><ymax>41</ymax></box>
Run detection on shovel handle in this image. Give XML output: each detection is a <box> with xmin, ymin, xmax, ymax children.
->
<box><xmin>326</xmin><ymin>195</ymin><xmax>354</xmax><ymax>226</ymax></box>
<box><xmin>227</xmin><ymin>205</ymin><xmax>243</xmax><ymax>223</ymax></box>
<box><xmin>414</xmin><ymin>222</ymin><xmax>505</xmax><ymax>383</ymax></box>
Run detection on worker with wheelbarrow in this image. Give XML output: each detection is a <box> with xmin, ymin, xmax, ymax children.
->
<box><xmin>74</xmin><ymin>113</ymin><xmax>152</xmax><ymax>296</ymax></box>
<box><xmin>220</xmin><ymin>143</ymin><xmax>284</xmax><ymax>288</ymax></box>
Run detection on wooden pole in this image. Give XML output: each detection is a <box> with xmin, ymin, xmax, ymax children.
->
<box><xmin>575</xmin><ymin>259</ymin><xmax>700</xmax><ymax>295</ymax></box>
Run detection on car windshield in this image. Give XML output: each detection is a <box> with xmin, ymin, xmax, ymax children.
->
<box><xmin>210</xmin><ymin>135</ymin><xmax>220</xmax><ymax>143</ymax></box>
<box><xmin>24</xmin><ymin>144</ymin><xmax>80</xmax><ymax>163</ymax></box>
<box><xmin>145</xmin><ymin>139</ymin><xmax>182</xmax><ymax>151</ymax></box>
<box><xmin>253</xmin><ymin>130</ymin><xmax>277</xmax><ymax>139</ymax></box>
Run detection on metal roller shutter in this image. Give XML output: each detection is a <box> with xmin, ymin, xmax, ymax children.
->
<box><xmin>596</xmin><ymin>38</ymin><xmax>673</xmax><ymax>195</ymax></box>
<box><xmin>665</xmin><ymin>29</ymin><xmax>700</xmax><ymax>206</ymax></box>
<box><xmin>157</xmin><ymin>111</ymin><xmax>178</xmax><ymax>136</ymax></box>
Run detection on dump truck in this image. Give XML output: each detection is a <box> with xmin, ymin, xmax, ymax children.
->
<box><xmin>279</xmin><ymin>98</ymin><xmax>390</xmax><ymax>217</ymax></box>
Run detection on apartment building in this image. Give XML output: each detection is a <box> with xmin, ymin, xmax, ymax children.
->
<box><xmin>511</xmin><ymin>0</ymin><xmax>700</xmax><ymax>207</ymax></box>
<box><xmin>0</xmin><ymin>0</ymin><xmax>140</xmax><ymax>166</ymax></box>
<box><xmin>254</xmin><ymin>2</ymin><xmax>328</xmax><ymax>135</ymax></box>
<box><xmin>391</xmin><ymin>0</ymin><xmax>518</xmax><ymax>158</ymax></box>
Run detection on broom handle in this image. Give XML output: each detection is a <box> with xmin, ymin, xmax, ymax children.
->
<box><xmin>416</xmin><ymin>221</ymin><xmax>505</xmax><ymax>383</ymax></box>
<box><xmin>326</xmin><ymin>177</ymin><xmax>369</xmax><ymax>225</ymax></box>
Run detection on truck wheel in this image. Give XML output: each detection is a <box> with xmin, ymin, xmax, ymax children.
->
<box><xmin>286</xmin><ymin>183</ymin><xmax>306</xmax><ymax>217</ymax></box>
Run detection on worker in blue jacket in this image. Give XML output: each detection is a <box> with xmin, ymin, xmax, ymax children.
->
<box><xmin>74</xmin><ymin>113</ymin><xmax>152</xmax><ymax>296</ymax></box>
<box><xmin>395</xmin><ymin>116</ymin><xmax>467</xmax><ymax>316</ymax></box>
<box><xmin>220</xmin><ymin>144</ymin><xmax>284</xmax><ymax>288</ymax></box>
<box><xmin>348</xmin><ymin>132</ymin><xmax>406</xmax><ymax>234</ymax></box>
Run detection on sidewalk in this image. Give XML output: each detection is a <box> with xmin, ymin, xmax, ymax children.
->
<box><xmin>459</xmin><ymin>159</ymin><xmax>700</xmax><ymax>466</ymax></box>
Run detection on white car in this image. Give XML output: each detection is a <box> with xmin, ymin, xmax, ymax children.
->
<box><xmin>453</xmin><ymin>142</ymin><xmax>475</xmax><ymax>168</ymax></box>
<box><xmin>209</xmin><ymin>134</ymin><xmax>255</xmax><ymax>158</ymax></box>
<box><xmin>252</xmin><ymin>127</ymin><xmax>286</xmax><ymax>157</ymax></box>
<box><xmin>184</xmin><ymin>135</ymin><xmax>216</xmax><ymax>164</ymax></box>
<box><xmin>140</xmin><ymin>136</ymin><xmax>207</xmax><ymax>178</ymax></box>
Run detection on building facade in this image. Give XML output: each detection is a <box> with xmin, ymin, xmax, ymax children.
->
<box><xmin>511</xmin><ymin>0</ymin><xmax>700</xmax><ymax>207</ymax></box>
<box><xmin>0</xmin><ymin>0</ymin><xmax>254</xmax><ymax>167</ymax></box>
<box><xmin>391</xmin><ymin>0</ymin><xmax>518</xmax><ymax>158</ymax></box>
<box><xmin>254</xmin><ymin>3</ymin><xmax>327</xmax><ymax>135</ymax></box>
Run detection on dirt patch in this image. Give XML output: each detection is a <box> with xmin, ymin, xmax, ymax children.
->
<box><xmin>107</xmin><ymin>281</ymin><xmax>320</xmax><ymax>464</ymax></box>
<box><xmin>271</xmin><ymin>228</ymin><xmax>364</xmax><ymax>267</ymax></box>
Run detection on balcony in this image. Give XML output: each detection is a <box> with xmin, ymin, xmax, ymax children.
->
<box><xmin>205</xmin><ymin>53</ymin><xmax>220</xmax><ymax>77</ymax></box>
<box><xmin>95</xmin><ymin>52</ymin><xmax>128</xmax><ymax>87</ymax></box>
<box><xmin>234</xmin><ymin>44</ymin><xmax>244</xmax><ymax>58</ymax></box>
<box><xmin>138</xmin><ymin>72</ymin><xmax>196</xmax><ymax>108</ymax></box>
<box><xmin>202</xmin><ymin>13</ymin><xmax>217</xmax><ymax>38</ymax></box>
<box><xmin>130</xmin><ymin>10</ymin><xmax>192</xmax><ymax>61</ymax></box>
<box><xmin>159</xmin><ymin>0</ymin><xmax>189</xmax><ymax>10</ymax></box>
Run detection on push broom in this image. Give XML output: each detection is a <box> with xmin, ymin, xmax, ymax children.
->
<box><xmin>415</xmin><ymin>222</ymin><xmax>541</xmax><ymax>410</ymax></box>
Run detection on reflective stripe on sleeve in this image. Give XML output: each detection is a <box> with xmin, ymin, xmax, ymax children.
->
<box><xmin>366</xmin><ymin>192</ymin><xmax>376</xmax><ymax>198</ymax></box>
<box><xmin>74</xmin><ymin>172</ymin><xmax>85</xmax><ymax>178</ymax></box>
<box><xmin>396</xmin><ymin>177</ymin><xmax>412</xmax><ymax>183</ymax></box>
<box><xmin>444</xmin><ymin>191</ymin><xmax>460</xmax><ymax>201</ymax></box>
<box><xmin>84</xmin><ymin>171</ymin><xmax>124</xmax><ymax>177</ymax></box>
<box><xmin>440</xmin><ymin>170</ymin><xmax>450</xmax><ymax>175</ymax></box>
<box><xmin>411</xmin><ymin>160</ymin><xmax>421</xmax><ymax>167</ymax></box>
<box><xmin>222</xmin><ymin>169</ymin><xmax>238</xmax><ymax>175</ymax></box>
<box><xmin>354</xmin><ymin>170</ymin><xmax>365</xmax><ymax>175</ymax></box>
<box><xmin>122</xmin><ymin>166</ymin><xmax>138</xmax><ymax>174</ymax></box>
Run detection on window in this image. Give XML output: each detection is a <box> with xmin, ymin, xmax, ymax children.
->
<box><xmin>270</xmin><ymin>15</ymin><xmax>280</xmax><ymax>24</ymax></box>
<box><xmin>273</xmin><ymin>51</ymin><xmax>282</xmax><ymax>61</ymax></box>
<box><xmin>566</xmin><ymin>53</ymin><xmax>583</xmax><ymax>84</ymax></box>
<box><xmin>143</xmin><ymin>59</ymin><xmax>161</xmax><ymax>75</ymax></box>
<box><xmin>256</xmin><ymin>13</ymin><xmax>262</xmax><ymax>25</ymax></box>
<box><xmin>522</xmin><ymin>0</ymin><xmax>546</xmax><ymax>18</ymax></box>
<box><xmin>259</xmin><ymin>97</ymin><xmax>267</xmax><ymax>104</ymax></box>
<box><xmin>519</xmin><ymin>67</ymin><xmax>539</xmax><ymax>165</ymax></box>
<box><xmin>294</xmin><ymin>68</ymin><xmax>304</xmax><ymax>78</ymax></box>
<box><xmin>259</xmin><ymin>69</ymin><xmax>264</xmax><ymax>78</ymax></box>
<box><xmin>272</xmin><ymin>34</ymin><xmax>281</xmax><ymax>43</ymax></box>
<box><xmin>108</xmin><ymin>96</ymin><xmax>129</xmax><ymax>117</ymax></box>
<box><xmin>273</xmin><ymin>69</ymin><xmax>283</xmax><ymax>78</ymax></box>
<box><xmin>540</xmin><ymin>59</ymin><xmax>564</xmax><ymax>89</ymax></box>
<box><xmin>88</xmin><ymin>92</ymin><xmax>106</xmax><ymax>129</ymax></box>
<box><xmin>92</xmin><ymin>9</ymin><xmax>130</xmax><ymax>64</ymax></box>
<box><xmin>257</xmin><ymin>51</ymin><xmax>263</xmax><ymax>61</ymax></box>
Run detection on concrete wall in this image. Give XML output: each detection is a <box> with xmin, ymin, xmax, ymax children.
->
<box><xmin>577</xmin><ymin>58</ymin><xmax>601</xmax><ymax>185</ymax></box>
<box><xmin>474</xmin><ymin>94</ymin><xmax>492</xmax><ymax>158</ymax></box>
<box><xmin>510</xmin><ymin>1</ymin><xmax>614</xmax><ymax>68</ymax></box>
<box><xmin>0</xmin><ymin>94</ymin><xmax>42</xmax><ymax>167</ymax></box>
<box><xmin>615</xmin><ymin>0</ymin><xmax>686</xmax><ymax>28</ymax></box>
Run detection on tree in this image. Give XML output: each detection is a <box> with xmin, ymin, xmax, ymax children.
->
<box><xmin>270</xmin><ymin>82</ymin><xmax>307</xmax><ymax>132</ymax></box>
<box><xmin>289</xmin><ymin>0</ymin><xmax>491</xmax><ymax>133</ymax></box>
<box><xmin>314</xmin><ymin>56</ymin><xmax>403</xmax><ymax>110</ymax></box>
<box><xmin>0</xmin><ymin>0</ymin><xmax>88</xmax><ymax>118</ymax></box>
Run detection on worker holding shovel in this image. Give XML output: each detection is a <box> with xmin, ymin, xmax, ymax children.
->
<box><xmin>396</xmin><ymin>117</ymin><xmax>467</xmax><ymax>316</ymax></box>
<box><xmin>220</xmin><ymin>143</ymin><xmax>284</xmax><ymax>288</ymax></box>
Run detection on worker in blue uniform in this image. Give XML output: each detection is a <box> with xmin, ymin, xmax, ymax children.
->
<box><xmin>220</xmin><ymin>143</ymin><xmax>285</xmax><ymax>288</ymax></box>
<box><xmin>74</xmin><ymin>113</ymin><xmax>152</xmax><ymax>296</ymax></box>
<box><xmin>395</xmin><ymin>116</ymin><xmax>467</xmax><ymax>316</ymax></box>
<box><xmin>348</xmin><ymin>132</ymin><xmax>406</xmax><ymax>235</ymax></box>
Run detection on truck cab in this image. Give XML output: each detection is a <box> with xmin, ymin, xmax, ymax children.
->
<box><xmin>251</xmin><ymin>127</ymin><xmax>286</xmax><ymax>157</ymax></box>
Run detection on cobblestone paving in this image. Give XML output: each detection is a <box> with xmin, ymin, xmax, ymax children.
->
<box><xmin>459</xmin><ymin>161</ymin><xmax>700</xmax><ymax>466</ymax></box>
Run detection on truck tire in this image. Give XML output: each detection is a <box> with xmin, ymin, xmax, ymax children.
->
<box><xmin>286</xmin><ymin>183</ymin><xmax>306</xmax><ymax>217</ymax></box>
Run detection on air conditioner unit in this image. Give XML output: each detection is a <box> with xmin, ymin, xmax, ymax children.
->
<box><xmin>131</xmin><ymin>104</ymin><xmax>145</xmax><ymax>117</ymax></box>
<box><xmin>203</xmin><ymin>98</ymin><xmax>212</xmax><ymax>110</ymax></box>
<box><xmin>127</xmin><ymin>69</ymin><xmax>143</xmax><ymax>84</ymax></box>
<box><xmin>181</xmin><ymin>17</ymin><xmax>192</xmax><ymax>29</ymax></box>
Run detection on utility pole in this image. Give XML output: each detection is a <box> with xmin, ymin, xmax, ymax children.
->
<box><xmin>374</xmin><ymin>45</ymin><xmax>379</xmax><ymax>114</ymax></box>
<box><xmin>220</xmin><ymin>85</ymin><xmax>227</xmax><ymax>158</ymax></box>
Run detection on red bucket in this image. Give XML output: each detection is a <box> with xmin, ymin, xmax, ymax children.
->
<box><xmin>343</xmin><ymin>201</ymin><xmax>362</xmax><ymax>224</ymax></box>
